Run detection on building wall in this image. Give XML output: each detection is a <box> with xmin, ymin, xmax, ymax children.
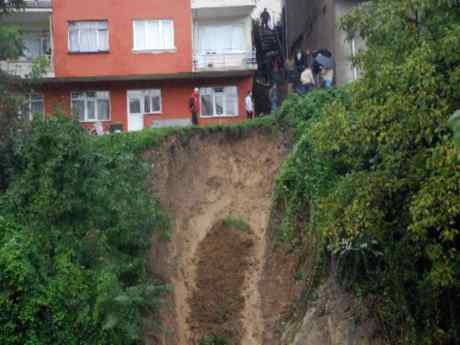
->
<box><xmin>42</xmin><ymin>76</ymin><xmax>253</xmax><ymax>130</ymax></box>
<box><xmin>334</xmin><ymin>0</ymin><xmax>359</xmax><ymax>85</ymax></box>
<box><xmin>51</xmin><ymin>0</ymin><xmax>193</xmax><ymax>78</ymax></box>
<box><xmin>284</xmin><ymin>0</ymin><xmax>360</xmax><ymax>85</ymax></box>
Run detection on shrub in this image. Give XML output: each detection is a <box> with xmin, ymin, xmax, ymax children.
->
<box><xmin>0</xmin><ymin>116</ymin><xmax>169</xmax><ymax>345</ymax></box>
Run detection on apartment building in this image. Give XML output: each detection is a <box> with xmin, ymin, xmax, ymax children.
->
<box><xmin>1</xmin><ymin>0</ymin><xmax>257</xmax><ymax>131</ymax></box>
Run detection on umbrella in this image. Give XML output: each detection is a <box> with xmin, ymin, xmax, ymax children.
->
<box><xmin>314</xmin><ymin>54</ymin><xmax>335</xmax><ymax>69</ymax></box>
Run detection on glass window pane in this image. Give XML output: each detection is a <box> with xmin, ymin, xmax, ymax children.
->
<box><xmin>151</xmin><ymin>95</ymin><xmax>161</xmax><ymax>112</ymax></box>
<box><xmin>97</xmin><ymin>99</ymin><xmax>110</xmax><ymax>120</ymax></box>
<box><xmin>231</xmin><ymin>25</ymin><xmax>245</xmax><ymax>51</ymax></box>
<box><xmin>134</xmin><ymin>21</ymin><xmax>146</xmax><ymax>50</ymax></box>
<box><xmin>163</xmin><ymin>20</ymin><xmax>174</xmax><ymax>49</ymax></box>
<box><xmin>30</xmin><ymin>100</ymin><xmax>43</xmax><ymax>117</ymax></box>
<box><xmin>69</xmin><ymin>30</ymin><xmax>79</xmax><ymax>51</ymax></box>
<box><xmin>144</xmin><ymin>95</ymin><xmax>150</xmax><ymax>113</ymax></box>
<box><xmin>86</xmin><ymin>91</ymin><xmax>96</xmax><ymax>98</ymax></box>
<box><xmin>31</xmin><ymin>94</ymin><xmax>43</xmax><ymax>101</ymax></box>
<box><xmin>201</xmin><ymin>94</ymin><xmax>213</xmax><ymax>116</ymax></box>
<box><xmin>23</xmin><ymin>34</ymin><xmax>42</xmax><ymax>60</ymax></box>
<box><xmin>224</xmin><ymin>87</ymin><xmax>238</xmax><ymax>115</ymax></box>
<box><xmin>98</xmin><ymin>29</ymin><xmax>109</xmax><ymax>51</ymax></box>
<box><xmin>96</xmin><ymin>91</ymin><xmax>109</xmax><ymax>98</ymax></box>
<box><xmin>215</xmin><ymin>92</ymin><xmax>224</xmax><ymax>115</ymax></box>
<box><xmin>80</xmin><ymin>29</ymin><xmax>98</xmax><ymax>52</ymax></box>
<box><xmin>129</xmin><ymin>98</ymin><xmax>141</xmax><ymax>113</ymax></box>
<box><xmin>72</xmin><ymin>100</ymin><xmax>85</xmax><ymax>121</ymax></box>
<box><xmin>87</xmin><ymin>100</ymin><xmax>96</xmax><ymax>120</ymax></box>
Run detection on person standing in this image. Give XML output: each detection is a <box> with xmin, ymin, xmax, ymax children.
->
<box><xmin>245</xmin><ymin>91</ymin><xmax>254</xmax><ymax>119</ymax></box>
<box><xmin>299</xmin><ymin>65</ymin><xmax>315</xmax><ymax>94</ymax></box>
<box><xmin>320</xmin><ymin>67</ymin><xmax>334</xmax><ymax>89</ymax></box>
<box><xmin>269</xmin><ymin>84</ymin><xmax>279</xmax><ymax>112</ymax></box>
<box><xmin>189</xmin><ymin>88</ymin><xmax>200</xmax><ymax>125</ymax></box>
<box><xmin>260</xmin><ymin>8</ymin><xmax>271</xmax><ymax>30</ymax></box>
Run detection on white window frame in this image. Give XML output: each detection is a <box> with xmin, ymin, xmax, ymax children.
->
<box><xmin>199</xmin><ymin>86</ymin><xmax>239</xmax><ymax>118</ymax></box>
<box><xmin>71</xmin><ymin>91</ymin><xmax>111</xmax><ymax>122</ymax></box>
<box><xmin>197</xmin><ymin>23</ymin><xmax>247</xmax><ymax>55</ymax></box>
<box><xmin>22</xmin><ymin>94</ymin><xmax>44</xmax><ymax>121</ymax></box>
<box><xmin>132</xmin><ymin>19</ymin><xmax>175</xmax><ymax>52</ymax></box>
<box><xmin>68</xmin><ymin>20</ymin><xmax>109</xmax><ymax>53</ymax></box>
<box><xmin>127</xmin><ymin>89</ymin><xmax>162</xmax><ymax>115</ymax></box>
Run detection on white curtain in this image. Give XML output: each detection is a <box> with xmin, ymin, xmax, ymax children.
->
<box><xmin>230</xmin><ymin>26</ymin><xmax>245</xmax><ymax>52</ymax></box>
<box><xmin>162</xmin><ymin>20</ymin><xmax>174</xmax><ymax>49</ymax></box>
<box><xmin>134</xmin><ymin>21</ymin><xmax>146</xmax><ymax>50</ymax></box>
<box><xmin>199</xmin><ymin>24</ymin><xmax>245</xmax><ymax>54</ymax></box>
<box><xmin>224</xmin><ymin>87</ymin><xmax>238</xmax><ymax>115</ymax></box>
<box><xmin>23</xmin><ymin>34</ymin><xmax>42</xmax><ymax>60</ymax></box>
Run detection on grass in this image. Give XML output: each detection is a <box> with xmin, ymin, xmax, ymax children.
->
<box><xmin>199</xmin><ymin>335</ymin><xmax>230</xmax><ymax>345</ymax></box>
<box><xmin>94</xmin><ymin>115</ymin><xmax>278</xmax><ymax>155</ymax></box>
<box><xmin>222</xmin><ymin>216</ymin><xmax>250</xmax><ymax>232</ymax></box>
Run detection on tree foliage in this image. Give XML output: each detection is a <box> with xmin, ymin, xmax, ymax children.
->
<box><xmin>0</xmin><ymin>116</ymin><xmax>169</xmax><ymax>345</ymax></box>
<box><xmin>276</xmin><ymin>0</ymin><xmax>460</xmax><ymax>343</ymax></box>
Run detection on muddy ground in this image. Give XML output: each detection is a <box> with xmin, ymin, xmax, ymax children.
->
<box><xmin>143</xmin><ymin>129</ymin><xmax>382</xmax><ymax>345</ymax></box>
<box><xmin>144</xmin><ymin>130</ymin><xmax>308</xmax><ymax>345</ymax></box>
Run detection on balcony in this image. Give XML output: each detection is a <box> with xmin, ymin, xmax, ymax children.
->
<box><xmin>192</xmin><ymin>0</ymin><xmax>255</xmax><ymax>18</ymax></box>
<box><xmin>193</xmin><ymin>51</ymin><xmax>257</xmax><ymax>72</ymax></box>
<box><xmin>0</xmin><ymin>58</ymin><xmax>54</xmax><ymax>78</ymax></box>
<box><xmin>23</xmin><ymin>0</ymin><xmax>52</xmax><ymax>11</ymax></box>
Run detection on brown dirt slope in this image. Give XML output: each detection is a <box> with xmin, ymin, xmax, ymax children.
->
<box><xmin>189</xmin><ymin>221</ymin><xmax>255</xmax><ymax>345</ymax></box>
<box><xmin>145</xmin><ymin>129</ymin><xmax>290</xmax><ymax>345</ymax></box>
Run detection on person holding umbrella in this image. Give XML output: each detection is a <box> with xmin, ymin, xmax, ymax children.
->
<box><xmin>313</xmin><ymin>50</ymin><xmax>335</xmax><ymax>89</ymax></box>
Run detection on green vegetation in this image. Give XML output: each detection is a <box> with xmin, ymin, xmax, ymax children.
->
<box><xmin>96</xmin><ymin>115</ymin><xmax>277</xmax><ymax>155</ymax></box>
<box><xmin>199</xmin><ymin>335</ymin><xmax>229</xmax><ymax>345</ymax></box>
<box><xmin>0</xmin><ymin>116</ymin><xmax>169</xmax><ymax>344</ymax></box>
<box><xmin>222</xmin><ymin>216</ymin><xmax>250</xmax><ymax>232</ymax></box>
<box><xmin>275</xmin><ymin>1</ymin><xmax>460</xmax><ymax>344</ymax></box>
<box><xmin>449</xmin><ymin>110</ymin><xmax>460</xmax><ymax>154</ymax></box>
<box><xmin>0</xmin><ymin>111</ymin><xmax>278</xmax><ymax>344</ymax></box>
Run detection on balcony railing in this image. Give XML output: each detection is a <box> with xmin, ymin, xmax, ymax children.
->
<box><xmin>23</xmin><ymin>0</ymin><xmax>52</xmax><ymax>8</ymax></box>
<box><xmin>0</xmin><ymin>58</ymin><xmax>54</xmax><ymax>78</ymax></box>
<box><xmin>193</xmin><ymin>51</ymin><xmax>257</xmax><ymax>72</ymax></box>
<box><xmin>191</xmin><ymin>0</ymin><xmax>255</xmax><ymax>9</ymax></box>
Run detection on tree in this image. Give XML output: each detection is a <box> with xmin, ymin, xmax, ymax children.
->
<box><xmin>0</xmin><ymin>116</ymin><xmax>169</xmax><ymax>344</ymax></box>
<box><xmin>276</xmin><ymin>0</ymin><xmax>460</xmax><ymax>343</ymax></box>
<box><xmin>0</xmin><ymin>0</ymin><xmax>45</xmax><ymax>191</ymax></box>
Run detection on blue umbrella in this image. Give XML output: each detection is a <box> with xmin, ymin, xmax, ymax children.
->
<box><xmin>315</xmin><ymin>53</ymin><xmax>335</xmax><ymax>69</ymax></box>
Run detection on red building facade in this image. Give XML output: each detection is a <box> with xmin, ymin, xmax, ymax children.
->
<box><xmin>2</xmin><ymin>0</ymin><xmax>257</xmax><ymax>131</ymax></box>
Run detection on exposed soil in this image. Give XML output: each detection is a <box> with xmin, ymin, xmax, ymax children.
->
<box><xmin>143</xmin><ymin>128</ymin><xmax>382</xmax><ymax>345</ymax></box>
<box><xmin>145</xmin><ymin>129</ymin><xmax>295</xmax><ymax>345</ymax></box>
<box><xmin>188</xmin><ymin>221</ymin><xmax>255</xmax><ymax>345</ymax></box>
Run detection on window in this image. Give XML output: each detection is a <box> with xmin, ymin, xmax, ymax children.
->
<box><xmin>198</xmin><ymin>24</ymin><xmax>245</xmax><ymax>54</ymax></box>
<box><xmin>22</xmin><ymin>94</ymin><xmax>44</xmax><ymax>120</ymax></box>
<box><xmin>200</xmin><ymin>86</ymin><xmax>238</xmax><ymax>117</ymax></box>
<box><xmin>127</xmin><ymin>89</ymin><xmax>162</xmax><ymax>114</ymax></box>
<box><xmin>71</xmin><ymin>91</ymin><xmax>110</xmax><ymax>122</ymax></box>
<box><xmin>133</xmin><ymin>20</ymin><xmax>174</xmax><ymax>51</ymax></box>
<box><xmin>21</xmin><ymin>32</ymin><xmax>50</xmax><ymax>61</ymax></box>
<box><xmin>69</xmin><ymin>21</ymin><xmax>109</xmax><ymax>53</ymax></box>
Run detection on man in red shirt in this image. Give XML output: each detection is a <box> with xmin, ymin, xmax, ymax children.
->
<box><xmin>189</xmin><ymin>88</ymin><xmax>200</xmax><ymax>125</ymax></box>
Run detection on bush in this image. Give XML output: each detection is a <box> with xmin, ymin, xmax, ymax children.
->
<box><xmin>275</xmin><ymin>1</ymin><xmax>460</xmax><ymax>343</ymax></box>
<box><xmin>0</xmin><ymin>116</ymin><xmax>169</xmax><ymax>345</ymax></box>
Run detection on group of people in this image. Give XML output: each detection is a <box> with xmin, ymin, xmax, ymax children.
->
<box><xmin>287</xmin><ymin>48</ymin><xmax>335</xmax><ymax>94</ymax></box>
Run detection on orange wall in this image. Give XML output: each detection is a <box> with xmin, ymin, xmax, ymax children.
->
<box><xmin>52</xmin><ymin>0</ymin><xmax>193</xmax><ymax>78</ymax></box>
<box><xmin>42</xmin><ymin>77</ymin><xmax>253</xmax><ymax>130</ymax></box>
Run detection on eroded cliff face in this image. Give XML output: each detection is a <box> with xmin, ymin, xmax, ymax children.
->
<box><xmin>142</xmin><ymin>128</ymin><xmax>382</xmax><ymax>345</ymax></box>
<box><xmin>282</xmin><ymin>276</ymin><xmax>383</xmax><ymax>345</ymax></box>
